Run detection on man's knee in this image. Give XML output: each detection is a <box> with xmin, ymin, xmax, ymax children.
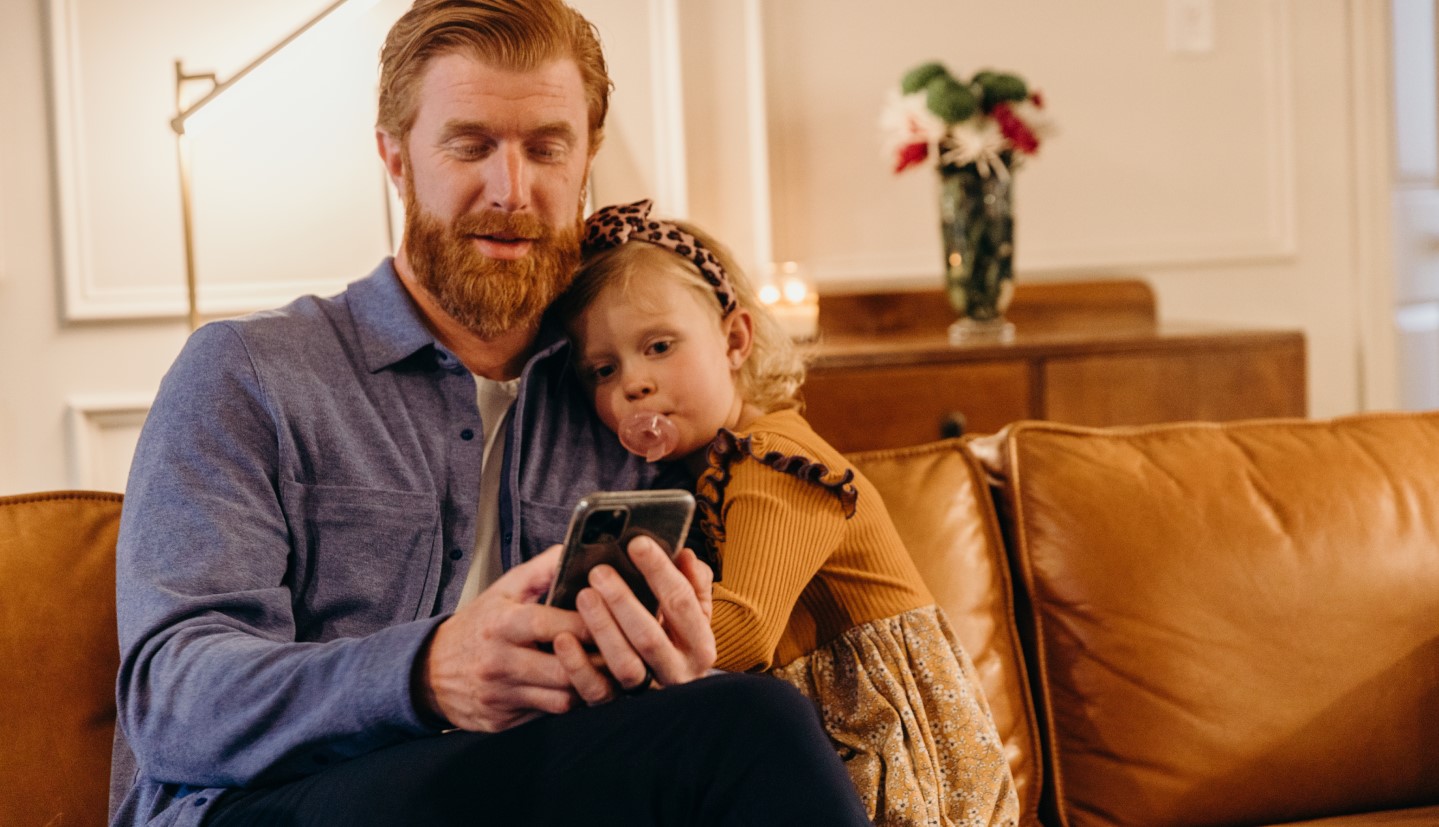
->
<box><xmin>677</xmin><ymin>673</ymin><xmax>826</xmax><ymax>746</ymax></box>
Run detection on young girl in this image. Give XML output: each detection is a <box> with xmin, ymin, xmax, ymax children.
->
<box><xmin>555</xmin><ymin>200</ymin><xmax>1018</xmax><ymax>827</ymax></box>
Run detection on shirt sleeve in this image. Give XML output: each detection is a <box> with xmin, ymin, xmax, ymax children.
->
<box><xmin>115</xmin><ymin>322</ymin><xmax>441</xmax><ymax>789</ymax></box>
<box><xmin>709</xmin><ymin>455</ymin><xmax>849</xmax><ymax>672</ymax></box>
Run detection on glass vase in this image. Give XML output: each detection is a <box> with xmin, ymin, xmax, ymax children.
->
<box><xmin>939</xmin><ymin>164</ymin><xmax>1016</xmax><ymax>343</ymax></box>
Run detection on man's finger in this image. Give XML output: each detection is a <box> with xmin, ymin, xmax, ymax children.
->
<box><xmin>575</xmin><ymin>583</ymin><xmax>653</xmax><ymax>690</ymax></box>
<box><xmin>655</xmin><ymin>547</ymin><xmax>716</xmax><ymax>665</ymax></box>
<box><xmin>488</xmin><ymin>545</ymin><xmax>563</xmax><ymax>603</ymax></box>
<box><xmin>625</xmin><ymin>540</ymin><xmax>714</xmax><ymax>679</ymax></box>
<box><xmin>493</xmin><ymin>602</ymin><xmax>593</xmax><ymax>648</ymax></box>
<box><xmin>554</xmin><ymin>631</ymin><xmax>615</xmax><ymax>706</ymax></box>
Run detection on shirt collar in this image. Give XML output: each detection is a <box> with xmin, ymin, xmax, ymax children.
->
<box><xmin>347</xmin><ymin>257</ymin><xmax>573</xmax><ymax>374</ymax></box>
<box><xmin>347</xmin><ymin>259</ymin><xmax>438</xmax><ymax>373</ymax></box>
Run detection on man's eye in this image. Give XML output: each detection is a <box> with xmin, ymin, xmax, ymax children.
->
<box><xmin>589</xmin><ymin>364</ymin><xmax>615</xmax><ymax>382</ymax></box>
<box><xmin>451</xmin><ymin>142</ymin><xmax>492</xmax><ymax>160</ymax></box>
<box><xmin>530</xmin><ymin>143</ymin><xmax>567</xmax><ymax>162</ymax></box>
<box><xmin>648</xmin><ymin>340</ymin><xmax>673</xmax><ymax>356</ymax></box>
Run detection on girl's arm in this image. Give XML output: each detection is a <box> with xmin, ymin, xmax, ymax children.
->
<box><xmin>709</xmin><ymin>459</ymin><xmax>848</xmax><ymax>671</ymax></box>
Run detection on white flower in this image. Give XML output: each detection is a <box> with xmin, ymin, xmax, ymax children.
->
<box><xmin>941</xmin><ymin>119</ymin><xmax>1011</xmax><ymax>179</ymax></box>
<box><xmin>880</xmin><ymin>89</ymin><xmax>947</xmax><ymax>158</ymax></box>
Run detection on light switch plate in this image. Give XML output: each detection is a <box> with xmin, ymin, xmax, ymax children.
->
<box><xmin>1167</xmin><ymin>0</ymin><xmax>1215</xmax><ymax>54</ymax></box>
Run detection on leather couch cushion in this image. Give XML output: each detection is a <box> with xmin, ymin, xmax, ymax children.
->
<box><xmin>0</xmin><ymin>491</ymin><xmax>123</xmax><ymax>827</ymax></box>
<box><xmin>850</xmin><ymin>439</ymin><xmax>1042</xmax><ymax>824</ymax></box>
<box><xmin>1268</xmin><ymin>804</ymin><xmax>1439</xmax><ymax>825</ymax></box>
<box><xmin>978</xmin><ymin>414</ymin><xmax>1439</xmax><ymax>827</ymax></box>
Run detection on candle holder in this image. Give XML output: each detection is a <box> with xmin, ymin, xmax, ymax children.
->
<box><xmin>758</xmin><ymin>262</ymin><xmax>819</xmax><ymax>342</ymax></box>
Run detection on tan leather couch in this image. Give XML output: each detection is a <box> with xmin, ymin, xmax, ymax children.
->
<box><xmin>5</xmin><ymin>412</ymin><xmax>1438</xmax><ymax>826</ymax></box>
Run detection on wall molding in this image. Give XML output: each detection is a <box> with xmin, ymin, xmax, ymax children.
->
<box><xmin>45</xmin><ymin>0</ymin><xmax>382</xmax><ymax>323</ymax></box>
<box><xmin>742</xmin><ymin>0</ymin><xmax>775</xmax><ymax>273</ymax></box>
<box><xmin>65</xmin><ymin>394</ymin><xmax>152</xmax><ymax>490</ymax></box>
<box><xmin>648</xmin><ymin>0</ymin><xmax>689</xmax><ymax>217</ymax></box>
<box><xmin>1347</xmin><ymin>0</ymin><xmax>1400</xmax><ymax>411</ymax></box>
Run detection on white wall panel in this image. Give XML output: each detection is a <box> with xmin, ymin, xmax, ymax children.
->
<box><xmin>571</xmin><ymin>0</ymin><xmax>689</xmax><ymax>215</ymax></box>
<box><xmin>1393</xmin><ymin>189</ymin><xmax>1439</xmax><ymax>305</ymax></box>
<box><xmin>66</xmin><ymin>397</ymin><xmax>152</xmax><ymax>491</ymax></box>
<box><xmin>1397</xmin><ymin>303</ymin><xmax>1439</xmax><ymax>410</ymax></box>
<box><xmin>47</xmin><ymin>0</ymin><xmax>395</xmax><ymax>321</ymax></box>
<box><xmin>759</xmin><ymin>0</ymin><xmax>1297</xmax><ymax>288</ymax></box>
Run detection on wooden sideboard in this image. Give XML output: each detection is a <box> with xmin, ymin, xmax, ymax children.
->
<box><xmin>799</xmin><ymin>280</ymin><xmax>1307</xmax><ymax>453</ymax></box>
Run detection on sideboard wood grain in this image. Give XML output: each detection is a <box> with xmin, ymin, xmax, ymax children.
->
<box><xmin>800</xmin><ymin>281</ymin><xmax>1307</xmax><ymax>452</ymax></box>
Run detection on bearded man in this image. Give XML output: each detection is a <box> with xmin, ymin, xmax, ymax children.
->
<box><xmin>111</xmin><ymin>1</ymin><xmax>871</xmax><ymax>825</ymax></box>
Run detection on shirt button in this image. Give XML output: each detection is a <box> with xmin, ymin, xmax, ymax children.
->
<box><xmin>460</xmin><ymin>428</ymin><xmax>475</xmax><ymax>441</ymax></box>
<box><xmin>501</xmin><ymin>532</ymin><xmax>512</xmax><ymax>545</ymax></box>
<box><xmin>449</xmin><ymin>548</ymin><xmax>463</xmax><ymax>560</ymax></box>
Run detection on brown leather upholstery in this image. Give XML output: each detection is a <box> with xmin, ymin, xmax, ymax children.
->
<box><xmin>850</xmin><ymin>439</ymin><xmax>1042</xmax><ymax>825</ymax></box>
<box><xmin>10</xmin><ymin>412</ymin><xmax>1439</xmax><ymax>827</ymax></box>
<box><xmin>1268</xmin><ymin>804</ymin><xmax>1439</xmax><ymax>825</ymax></box>
<box><xmin>977</xmin><ymin>414</ymin><xmax>1439</xmax><ymax>827</ymax></box>
<box><xmin>0</xmin><ymin>491</ymin><xmax>123</xmax><ymax>827</ymax></box>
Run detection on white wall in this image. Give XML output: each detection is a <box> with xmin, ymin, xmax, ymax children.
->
<box><xmin>0</xmin><ymin>0</ymin><xmax>1401</xmax><ymax>495</ymax></box>
<box><xmin>680</xmin><ymin>0</ymin><xmax>1393</xmax><ymax>422</ymax></box>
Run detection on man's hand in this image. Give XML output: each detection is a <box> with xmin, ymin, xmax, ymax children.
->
<box><xmin>552</xmin><ymin>538</ymin><xmax>716</xmax><ymax>705</ymax></box>
<box><xmin>416</xmin><ymin>547</ymin><xmax>590</xmax><ymax>732</ymax></box>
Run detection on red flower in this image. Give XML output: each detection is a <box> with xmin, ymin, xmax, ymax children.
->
<box><xmin>893</xmin><ymin>141</ymin><xmax>930</xmax><ymax>173</ymax></box>
<box><xmin>992</xmin><ymin>102</ymin><xmax>1039</xmax><ymax>154</ymax></box>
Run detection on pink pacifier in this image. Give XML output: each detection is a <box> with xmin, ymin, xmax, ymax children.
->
<box><xmin>618</xmin><ymin>411</ymin><xmax>680</xmax><ymax>462</ymax></box>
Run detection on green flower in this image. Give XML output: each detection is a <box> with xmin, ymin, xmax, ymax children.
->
<box><xmin>925</xmin><ymin>75</ymin><xmax>978</xmax><ymax>123</ymax></box>
<box><xmin>901</xmin><ymin>61</ymin><xmax>950</xmax><ymax>95</ymax></box>
<box><xmin>972</xmin><ymin>70</ymin><xmax>1029</xmax><ymax>107</ymax></box>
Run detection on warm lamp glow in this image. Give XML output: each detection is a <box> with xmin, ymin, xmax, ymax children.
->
<box><xmin>759</xmin><ymin>261</ymin><xmax>818</xmax><ymax>341</ymax></box>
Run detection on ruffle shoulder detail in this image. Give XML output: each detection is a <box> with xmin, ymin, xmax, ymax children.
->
<box><xmin>695</xmin><ymin>428</ymin><xmax>859</xmax><ymax>561</ymax></box>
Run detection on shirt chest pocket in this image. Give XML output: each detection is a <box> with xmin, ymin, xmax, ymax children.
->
<box><xmin>281</xmin><ymin>481</ymin><xmax>441</xmax><ymax>640</ymax></box>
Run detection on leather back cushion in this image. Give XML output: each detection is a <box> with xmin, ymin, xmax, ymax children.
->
<box><xmin>0</xmin><ymin>491</ymin><xmax>122</xmax><ymax>827</ymax></box>
<box><xmin>979</xmin><ymin>414</ymin><xmax>1439</xmax><ymax>827</ymax></box>
<box><xmin>849</xmin><ymin>439</ymin><xmax>1042</xmax><ymax>824</ymax></box>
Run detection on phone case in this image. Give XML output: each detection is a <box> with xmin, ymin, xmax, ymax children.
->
<box><xmin>545</xmin><ymin>489</ymin><xmax>696</xmax><ymax>613</ymax></box>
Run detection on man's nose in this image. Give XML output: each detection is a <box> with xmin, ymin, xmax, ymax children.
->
<box><xmin>485</xmin><ymin>145</ymin><xmax>530</xmax><ymax>212</ymax></box>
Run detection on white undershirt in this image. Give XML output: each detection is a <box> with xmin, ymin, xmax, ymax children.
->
<box><xmin>457</xmin><ymin>375</ymin><xmax>521</xmax><ymax>607</ymax></box>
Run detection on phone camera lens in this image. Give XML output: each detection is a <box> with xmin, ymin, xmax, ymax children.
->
<box><xmin>580</xmin><ymin>507</ymin><xmax>629</xmax><ymax>545</ymax></box>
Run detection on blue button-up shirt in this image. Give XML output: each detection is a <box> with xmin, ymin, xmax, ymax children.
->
<box><xmin>112</xmin><ymin>261</ymin><xmax>683</xmax><ymax>826</ymax></box>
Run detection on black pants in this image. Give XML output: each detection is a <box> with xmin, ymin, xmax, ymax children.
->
<box><xmin>206</xmin><ymin>672</ymin><xmax>871</xmax><ymax>826</ymax></box>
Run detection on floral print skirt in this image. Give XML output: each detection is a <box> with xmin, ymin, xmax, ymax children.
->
<box><xmin>770</xmin><ymin>605</ymin><xmax>1019</xmax><ymax>827</ymax></box>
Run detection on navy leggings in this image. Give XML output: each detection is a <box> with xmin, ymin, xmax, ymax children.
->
<box><xmin>205</xmin><ymin>672</ymin><xmax>871</xmax><ymax>826</ymax></box>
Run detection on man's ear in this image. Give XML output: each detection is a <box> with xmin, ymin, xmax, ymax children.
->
<box><xmin>376</xmin><ymin>129</ymin><xmax>406</xmax><ymax>194</ymax></box>
<box><xmin>724</xmin><ymin>309</ymin><xmax>755</xmax><ymax>369</ymax></box>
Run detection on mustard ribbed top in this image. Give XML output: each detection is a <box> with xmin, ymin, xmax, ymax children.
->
<box><xmin>698</xmin><ymin>409</ymin><xmax>934</xmax><ymax>671</ymax></box>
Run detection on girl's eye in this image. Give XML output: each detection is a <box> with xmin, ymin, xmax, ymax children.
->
<box><xmin>588</xmin><ymin>364</ymin><xmax>616</xmax><ymax>383</ymax></box>
<box><xmin>648</xmin><ymin>340</ymin><xmax>674</xmax><ymax>356</ymax></box>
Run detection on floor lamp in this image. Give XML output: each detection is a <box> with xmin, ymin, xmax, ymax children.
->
<box><xmin>169</xmin><ymin>0</ymin><xmax>363</xmax><ymax>330</ymax></box>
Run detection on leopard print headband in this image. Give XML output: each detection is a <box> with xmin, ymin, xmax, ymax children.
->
<box><xmin>582</xmin><ymin>199</ymin><xmax>738</xmax><ymax>316</ymax></box>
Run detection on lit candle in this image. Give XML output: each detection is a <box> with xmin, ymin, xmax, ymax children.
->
<box><xmin>758</xmin><ymin>262</ymin><xmax>819</xmax><ymax>341</ymax></box>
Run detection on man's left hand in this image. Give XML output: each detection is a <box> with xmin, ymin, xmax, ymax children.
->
<box><xmin>551</xmin><ymin>538</ymin><xmax>715</xmax><ymax>704</ymax></box>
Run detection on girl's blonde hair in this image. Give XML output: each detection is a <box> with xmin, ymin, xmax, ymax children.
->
<box><xmin>554</xmin><ymin>220</ymin><xmax>806</xmax><ymax>413</ymax></box>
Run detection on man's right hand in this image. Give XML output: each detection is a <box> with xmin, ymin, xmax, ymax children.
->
<box><xmin>416</xmin><ymin>546</ymin><xmax>588</xmax><ymax>732</ymax></box>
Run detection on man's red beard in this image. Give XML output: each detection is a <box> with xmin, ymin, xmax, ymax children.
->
<box><xmin>403</xmin><ymin>188</ymin><xmax>582</xmax><ymax>340</ymax></box>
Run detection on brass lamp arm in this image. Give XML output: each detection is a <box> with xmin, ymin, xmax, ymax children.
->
<box><xmin>170</xmin><ymin>0</ymin><xmax>353</xmax><ymax>135</ymax></box>
<box><xmin>168</xmin><ymin>0</ymin><xmax>358</xmax><ymax>330</ymax></box>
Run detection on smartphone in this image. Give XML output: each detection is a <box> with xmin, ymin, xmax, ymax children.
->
<box><xmin>544</xmin><ymin>489</ymin><xmax>696</xmax><ymax>614</ymax></box>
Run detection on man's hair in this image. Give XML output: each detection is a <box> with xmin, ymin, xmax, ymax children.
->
<box><xmin>377</xmin><ymin>0</ymin><xmax>612</xmax><ymax>150</ymax></box>
<box><xmin>555</xmin><ymin>223</ymin><xmax>808</xmax><ymax>414</ymax></box>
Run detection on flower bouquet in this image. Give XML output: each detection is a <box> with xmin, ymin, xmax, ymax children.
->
<box><xmin>881</xmin><ymin>62</ymin><xmax>1049</xmax><ymax>342</ymax></box>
